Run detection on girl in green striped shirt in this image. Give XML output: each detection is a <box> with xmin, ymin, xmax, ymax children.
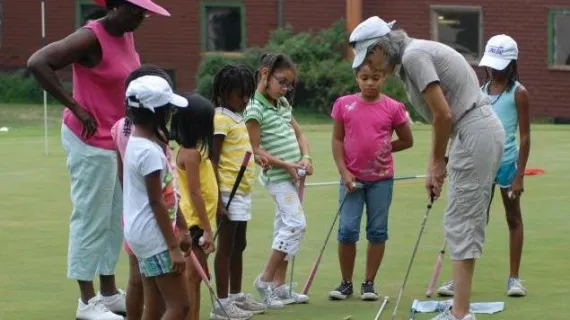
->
<box><xmin>244</xmin><ymin>53</ymin><xmax>313</xmax><ymax>309</ymax></box>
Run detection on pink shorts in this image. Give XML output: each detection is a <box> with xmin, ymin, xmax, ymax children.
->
<box><xmin>122</xmin><ymin>215</ymin><xmax>180</xmax><ymax>256</ymax></box>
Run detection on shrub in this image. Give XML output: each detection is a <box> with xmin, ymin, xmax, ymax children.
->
<box><xmin>195</xmin><ymin>20</ymin><xmax>423</xmax><ymax>120</ymax></box>
<box><xmin>0</xmin><ymin>75</ymin><xmax>71</xmax><ymax>104</ymax></box>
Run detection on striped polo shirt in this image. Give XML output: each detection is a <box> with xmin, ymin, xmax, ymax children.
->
<box><xmin>243</xmin><ymin>91</ymin><xmax>302</xmax><ymax>184</ymax></box>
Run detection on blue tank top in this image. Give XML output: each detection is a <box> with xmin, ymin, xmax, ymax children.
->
<box><xmin>482</xmin><ymin>81</ymin><xmax>521</xmax><ymax>165</ymax></box>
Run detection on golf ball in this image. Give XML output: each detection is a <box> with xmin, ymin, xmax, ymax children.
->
<box><xmin>198</xmin><ymin>236</ymin><xmax>204</xmax><ymax>246</ymax></box>
<box><xmin>297</xmin><ymin>168</ymin><xmax>306</xmax><ymax>177</ymax></box>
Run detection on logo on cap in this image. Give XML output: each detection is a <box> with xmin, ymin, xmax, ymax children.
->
<box><xmin>487</xmin><ymin>45</ymin><xmax>505</xmax><ymax>56</ymax></box>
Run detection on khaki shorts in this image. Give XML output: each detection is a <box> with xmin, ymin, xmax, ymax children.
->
<box><xmin>445</xmin><ymin>105</ymin><xmax>505</xmax><ymax>260</ymax></box>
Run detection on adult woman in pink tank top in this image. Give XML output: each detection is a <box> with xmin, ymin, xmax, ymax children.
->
<box><xmin>27</xmin><ymin>1</ymin><xmax>171</xmax><ymax>319</ymax></box>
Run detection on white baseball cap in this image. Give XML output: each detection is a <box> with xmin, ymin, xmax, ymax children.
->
<box><xmin>478</xmin><ymin>34</ymin><xmax>518</xmax><ymax>71</ymax></box>
<box><xmin>349</xmin><ymin>16</ymin><xmax>396</xmax><ymax>69</ymax></box>
<box><xmin>126</xmin><ymin>75</ymin><xmax>188</xmax><ymax>112</ymax></box>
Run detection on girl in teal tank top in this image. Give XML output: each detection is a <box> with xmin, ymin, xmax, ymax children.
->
<box><xmin>482</xmin><ymin>35</ymin><xmax>531</xmax><ymax>297</ymax></box>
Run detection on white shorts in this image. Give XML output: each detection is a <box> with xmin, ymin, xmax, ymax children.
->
<box><xmin>221</xmin><ymin>192</ymin><xmax>252</xmax><ymax>222</ymax></box>
<box><xmin>266</xmin><ymin>181</ymin><xmax>307</xmax><ymax>260</ymax></box>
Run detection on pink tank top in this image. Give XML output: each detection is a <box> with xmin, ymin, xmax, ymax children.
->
<box><xmin>63</xmin><ymin>20</ymin><xmax>141</xmax><ymax>150</ymax></box>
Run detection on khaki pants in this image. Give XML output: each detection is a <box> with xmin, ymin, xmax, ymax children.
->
<box><xmin>445</xmin><ymin>105</ymin><xmax>505</xmax><ymax>260</ymax></box>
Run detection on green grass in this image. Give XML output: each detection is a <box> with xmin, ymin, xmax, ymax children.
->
<box><xmin>0</xmin><ymin>104</ymin><xmax>569</xmax><ymax>320</ymax></box>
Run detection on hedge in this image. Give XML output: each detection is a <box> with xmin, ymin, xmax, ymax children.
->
<box><xmin>195</xmin><ymin>20</ymin><xmax>422</xmax><ymax>121</ymax></box>
<box><xmin>0</xmin><ymin>74</ymin><xmax>71</xmax><ymax>104</ymax></box>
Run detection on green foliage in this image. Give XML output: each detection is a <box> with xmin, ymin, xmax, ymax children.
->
<box><xmin>195</xmin><ymin>20</ymin><xmax>422</xmax><ymax>121</ymax></box>
<box><xmin>0</xmin><ymin>75</ymin><xmax>71</xmax><ymax>104</ymax></box>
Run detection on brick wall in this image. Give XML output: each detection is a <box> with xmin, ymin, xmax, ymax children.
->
<box><xmin>364</xmin><ymin>0</ymin><xmax>570</xmax><ymax>118</ymax></box>
<box><xmin>3</xmin><ymin>0</ymin><xmax>569</xmax><ymax>117</ymax></box>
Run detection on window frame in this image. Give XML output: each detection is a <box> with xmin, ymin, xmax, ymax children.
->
<box><xmin>429</xmin><ymin>5</ymin><xmax>484</xmax><ymax>65</ymax></box>
<box><xmin>547</xmin><ymin>8</ymin><xmax>570</xmax><ymax>71</ymax></box>
<box><xmin>200</xmin><ymin>1</ymin><xmax>247</xmax><ymax>54</ymax></box>
<box><xmin>75</xmin><ymin>0</ymin><xmax>102</xmax><ymax>28</ymax></box>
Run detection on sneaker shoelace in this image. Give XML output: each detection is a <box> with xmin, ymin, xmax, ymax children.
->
<box><xmin>91</xmin><ymin>298</ymin><xmax>111</xmax><ymax>312</ymax></box>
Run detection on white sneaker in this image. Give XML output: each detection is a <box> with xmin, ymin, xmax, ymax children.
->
<box><xmin>253</xmin><ymin>275</ymin><xmax>284</xmax><ymax>309</ymax></box>
<box><xmin>507</xmin><ymin>277</ymin><xmax>527</xmax><ymax>297</ymax></box>
<box><xmin>430</xmin><ymin>310</ymin><xmax>476</xmax><ymax>320</ymax></box>
<box><xmin>99</xmin><ymin>289</ymin><xmax>127</xmax><ymax>316</ymax></box>
<box><xmin>210</xmin><ymin>301</ymin><xmax>253</xmax><ymax>320</ymax></box>
<box><xmin>273</xmin><ymin>284</ymin><xmax>310</xmax><ymax>304</ymax></box>
<box><xmin>436</xmin><ymin>280</ymin><xmax>455</xmax><ymax>297</ymax></box>
<box><xmin>76</xmin><ymin>296</ymin><xmax>124</xmax><ymax>320</ymax></box>
<box><xmin>231</xmin><ymin>293</ymin><xmax>266</xmax><ymax>314</ymax></box>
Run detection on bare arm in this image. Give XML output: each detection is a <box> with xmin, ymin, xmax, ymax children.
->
<box><xmin>116</xmin><ymin>151</ymin><xmax>124</xmax><ymax>187</ymax></box>
<box><xmin>183</xmin><ymin>149</ymin><xmax>212</xmax><ymax>232</ymax></box>
<box><xmin>144</xmin><ymin>170</ymin><xmax>179</xmax><ymax>250</ymax></box>
<box><xmin>291</xmin><ymin>117</ymin><xmax>311</xmax><ymax>156</ymax></box>
<box><xmin>392</xmin><ymin>122</ymin><xmax>414</xmax><ymax>152</ymax></box>
<box><xmin>332</xmin><ymin>120</ymin><xmax>348</xmax><ymax>175</ymax></box>
<box><xmin>515</xmin><ymin>86</ymin><xmax>531</xmax><ymax>177</ymax></box>
<box><xmin>211</xmin><ymin>135</ymin><xmax>227</xmax><ymax>213</ymax></box>
<box><xmin>27</xmin><ymin>28</ymin><xmax>99</xmax><ymax>112</ymax></box>
<box><xmin>245</xmin><ymin>119</ymin><xmax>290</xmax><ymax>169</ymax></box>
<box><xmin>422</xmin><ymin>83</ymin><xmax>452</xmax><ymax>161</ymax></box>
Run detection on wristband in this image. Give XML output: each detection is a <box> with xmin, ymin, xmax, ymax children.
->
<box><xmin>302</xmin><ymin>154</ymin><xmax>312</xmax><ymax>161</ymax></box>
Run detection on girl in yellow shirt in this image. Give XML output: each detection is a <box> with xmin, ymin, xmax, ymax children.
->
<box><xmin>170</xmin><ymin>93</ymin><xmax>218</xmax><ymax>320</ymax></box>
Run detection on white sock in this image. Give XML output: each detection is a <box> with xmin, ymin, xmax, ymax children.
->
<box><xmin>218</xmin><ymin>298</ymin><xmax>230</xmax><ymax>307</ymax></box>
<box><xmin>229</xmin><ymin>293</ymin><xmax>242</xmax><ymax>300</ymax></box>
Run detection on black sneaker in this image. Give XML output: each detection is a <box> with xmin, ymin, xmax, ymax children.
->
<box><xmin>328</xmin><ymin>280</ymin><xmax>353</xmax><ymax>300</ymax></box>
<box><xmin>360</xmin><ymin>280</ymin><xmax>379</xmax><ymax>301</ymax></box>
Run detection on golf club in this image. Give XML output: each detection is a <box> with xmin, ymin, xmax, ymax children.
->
<box><xmin>391</xmin><ymin>194</ymin><xmax>435</xmax><ymax>320</ymax></box>
<box><xmin>425</xmin><ymin>239</ymin><xmax>447</xmax><ymax>298</ymax></box>
<box><xmin>214</xmin><ymin>151</ymin><xmax>252</xmax><ymax>241</ymax></box>
<box><xmin>373</xmin><ymin>295</ymin><xmax>389</xmax><ymax>320</ymax></box>
<box><xmin>302</xmin><ymin>181</ymin><xmax>362</xmax><ymax>295</ymax></box>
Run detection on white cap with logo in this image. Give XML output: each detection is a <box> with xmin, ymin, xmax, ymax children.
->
<box><xmin>349</xmin><ymin>16</ymin><xmax>396</xmax><ymax>69</ymax></box>
<box><xmin>126</xmin><ymin>75</ymin><xmax>189</xmax><ymax>112</ymax></box>
<box><xmin>478</xmin><ymin>34</ymin><xmax>518</xmax><ymax>71</ymax></box>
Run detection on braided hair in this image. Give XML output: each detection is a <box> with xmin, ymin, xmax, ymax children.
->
<box><xmin>485</xmin><ymin>60</ymin><xmax>520</xmax><ymax>93</ymax></box>
<box><xmin>124</xmin><ymin>64</ymin><xmax>174</xmax><ymax>144</ymax></box>
<box><xmin>211</xmin><ymin>64</ymin><xmax>256</xmax><ymax>108</ymax></box>
<box><xmin>255</xmin><ymin>52</ymin><xmax>297</xmax><ymax>102</ymax></box>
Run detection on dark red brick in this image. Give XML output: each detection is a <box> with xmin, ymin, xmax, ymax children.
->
<box><xmin>3</xmin><ymin>0</ymin><xmax>569</xmax><ymax>118</ymax></box>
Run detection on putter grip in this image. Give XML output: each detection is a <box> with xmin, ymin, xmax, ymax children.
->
<box><xmin>242</xmin><ymin>151</ymin><xmax>252</xmax><ymax>166</ymax></box>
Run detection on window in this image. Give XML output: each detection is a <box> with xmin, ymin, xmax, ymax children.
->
<box><xmin>75</xmin><ymin>0</ymin><xmax>107</xmax><ymax>28</ymax></box>
<box><xmin>200</xmin><ymin>2</ymin><xmax>246</xmax><ymax>52</ymax></box>
<box><xmin>430</xmin><ymin>5</ymin><xmax>483</xmax><ymax>63</ymax></box>
<box><xmin>548</xmin><ymin>9</ymin><xmax>570</xmax><ymax>69</ymax></box>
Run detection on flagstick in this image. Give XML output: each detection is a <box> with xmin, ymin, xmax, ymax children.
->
<box><xmin>41</xmin><ymin>0</ymin><xmax>49</xmax><ymax>155</ymax></box>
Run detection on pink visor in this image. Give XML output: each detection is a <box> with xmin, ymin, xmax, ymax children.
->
<box><xmin>92</xmin><ymin>0</ymin><xmax>171</xmax><ymax>16</ymax></box>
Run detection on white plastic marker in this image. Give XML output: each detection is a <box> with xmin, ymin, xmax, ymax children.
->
<box><xmin>373</xmin><ymin>296</ymin><xmax>390</xmax><ymax>320</ymax></box>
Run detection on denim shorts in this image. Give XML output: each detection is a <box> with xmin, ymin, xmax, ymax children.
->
<box><xmin>495</xmin><ymin>161</ymin><xmax>517</xmax><ymax>188</ymax></box>
<box><xmin>337</xmin><ymin>178</ymin><xmax>394</xmax><ymax>244</ymax></box>
<box><xmin>138</xmin><ymin>250</ymin><xmax>172</xmax><ymax>277</ymax></box>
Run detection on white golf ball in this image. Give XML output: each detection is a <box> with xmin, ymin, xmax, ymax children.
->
<box><xmin>297</xmin><ymin>168</ymin><xmax>306</xmax><ymax>177</ymax></box>
<box><xmin>198</xmin><ymin>236</ymin><xmax>204</xmax><ymax>246</ymax></box>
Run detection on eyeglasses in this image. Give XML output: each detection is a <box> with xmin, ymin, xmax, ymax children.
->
<box><xmin>272</xmin><ymin>75</ymin><xmax>295</xmax><ymax>91</ymax></box>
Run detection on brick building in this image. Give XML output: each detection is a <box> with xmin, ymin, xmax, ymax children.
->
<box><xmin>1</xmin><ymin>0</ymin><xmax>569</xmax><ymax>118</ymax></box>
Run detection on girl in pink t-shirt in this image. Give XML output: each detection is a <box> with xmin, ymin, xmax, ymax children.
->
<box><xmin>329</xmin><ymin>63</ymin><xmax>413</xmax><ymax>301</ymax></box>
